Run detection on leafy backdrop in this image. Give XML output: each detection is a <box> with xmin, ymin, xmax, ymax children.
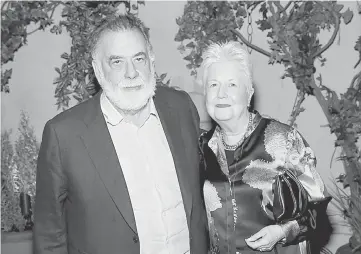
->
<box><xmin>1</xmin><ymin>2</ymin><xmax>360</xmax><ymax>252</ymax></box>
<box><xmin>174</xmin><ymin>1</ymin><xmax>360</xmax><ymax>250</ymax></box>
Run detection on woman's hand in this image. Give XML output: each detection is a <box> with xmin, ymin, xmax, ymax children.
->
<box><xmin>245</xmin><ymin>225</ymin><xmax>286</xmax><ymax>252</ymax></box>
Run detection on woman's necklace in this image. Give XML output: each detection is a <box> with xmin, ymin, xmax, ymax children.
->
<box><xmin>221</xmin><ymin>113</ymin><xmax>253</xmax><ymax>151</ymax></box>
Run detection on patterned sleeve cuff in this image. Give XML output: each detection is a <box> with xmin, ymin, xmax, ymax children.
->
<box><xmin>279</xmin><ymin>220</ymin><xmax>300</xmax><ymax>244</ymax></box>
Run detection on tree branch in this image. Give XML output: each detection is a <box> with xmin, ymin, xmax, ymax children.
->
<box><xmin>1</xmin><ymin>1</ymin><xmax>9</xmax><ymax>12</ymax></box>
<box><xmin>288</xmin><ymin>89</ymin><xmax>306</xmax><ymax>126</ymax></box>
<box><xmin>49</xmin><ymin>3</ymin><xmax>58</xmax><ymax>19</ymax></box>
<box><xmin>312</xmin><ymin>2</ymin><xmax>340</xmax><ymax>59</ymax></box>
<box><xmin>273</xmin><ymin>1</ymin><xmax>283</xmax><ymax>12</ymax></box>
<box><xmin>309</xmin><ymin>75</ymin><xmax>332</xmax><ymax>123</ymax></box>
<box><xmin>27</xmin><ymin>28</ymin><xmax>41</xmax><ymax>36</ymax></box>
<box><xmin>231</xmin><ymin>2</ymin><xmax>294</xmax><ymax>61</ymax></box>
<box><xmin>350</xmin><ymin>70</ymin><xmax>361</xmax><ymax>89</ymax></box>
<box><xmin>231</xmin><ymin>29</ymin><xmax>271</xmax><ymax>57</ymax></box>
<box><xmin>249</xmin><ymin>2</ymin><xmax>262</xmax><ymax>12</ymax></box>
<box><xmin>279</xmin><ymin>2</ymin><xmax>293</xmax><ymax>14</ymax></box>
<box><xmin>26</xmin><ymin>3</ymin><xmax>59</xmax><ymax>36</ymax></box>
<box><xmin>354</xmin><ymin>58</ymin><xmax>361</xmax><ymax>69</ymax></box>
<box><xmin>273</xmin><ymin>1</ymin><xmax>293</xmax><ymax>14</ymax></box>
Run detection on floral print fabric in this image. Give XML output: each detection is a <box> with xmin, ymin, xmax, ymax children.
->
<box><xmin>200</xmin><ymin>113</ymin><xmax>326</xmax><ymax>254</ymax></box>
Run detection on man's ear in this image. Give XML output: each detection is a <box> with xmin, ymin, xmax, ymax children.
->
<box><xmin>149</xmin><ymin>58</ymin><xmax>156</xmax><ymax>77</ymax></box>
<box><xmin>147</xmin><ymin>48</ymin><xmax>156</xmax><ymax>71</ymax></box>
<box><xmin>152</xmin><ymin>60</ymin><xmax>156</xmax><ymax>70</ymax></box>
<box><xmin>92</xmin><ymin>60</ymin><xmax>102</xmax><ymax>82</ymax></box>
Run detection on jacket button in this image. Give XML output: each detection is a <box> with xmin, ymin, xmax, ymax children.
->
<box><xmin>133</xmin><ymin>236</ymin><xmax>139</xmax><ymax>243</ymax></box>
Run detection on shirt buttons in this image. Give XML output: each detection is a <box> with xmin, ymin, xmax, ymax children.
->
<box><xmin>133</xmin><ymin>236</ymin><xmax>139</xmax><ymax>243</ymax></box>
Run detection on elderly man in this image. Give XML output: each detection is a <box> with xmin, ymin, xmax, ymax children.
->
<box><xmin>33</xmin><ymin>14</ymin><xmax>208</xmax><ymax>254</ymax></box>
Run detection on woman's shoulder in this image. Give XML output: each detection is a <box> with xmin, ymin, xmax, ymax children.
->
<box><xmin>258</xmin><ymin>114</ymin><xmax>295</xmax><ymax>138</ymax></box>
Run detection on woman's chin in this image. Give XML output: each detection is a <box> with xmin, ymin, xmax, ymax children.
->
<box><xmin>213</xmin><ymin>108</ymin><xmax>234</xmax><ymax>123</ymax></box>
<box><xmin>214</xmin><ymin>114</ymin><xmax>233</xmax><ymax>123</ymax></box>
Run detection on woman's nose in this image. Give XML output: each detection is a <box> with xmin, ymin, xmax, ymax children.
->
<box><xmin>124</xmin><ymin>61</ymin><xmax>139</xmax><ymax>79</ymax></box>
<box><xmin>217</xmin><ymin>84</ymin><xmax>228</xmax><ymax>98</ymax></box>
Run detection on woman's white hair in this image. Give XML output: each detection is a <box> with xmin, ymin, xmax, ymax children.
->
<box><xmin>199</xmin><ymin>41</ymin><xmax>254</xmax><ymax>105</ymax></box>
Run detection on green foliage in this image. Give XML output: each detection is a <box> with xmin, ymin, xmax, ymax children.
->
<box><xmin>1</xmin><ymin>1</ymin><xmax>58</xmax><ymax>93</ymax></box>
<box><xmin>175</xmin><ymin>1</ymin><xmax>249</xmax><ymax>76</ymax></box>
<box><xmin>1</xmin><ymin>111</ymin><xmax>39</xmax><ymax>232</ymax></box>
<box><xmin>51</xmin><ymin>1</ymin><xmax>137</xmax><ymax>110</ymax></box>
<box><xmin>175</xmin><ymin>1</ymin><xmax>352</xmax><ymax>91</ymax></box>
<box><xmin>155</xmin><ymin>72</ymin><xmax>171</xmax><ymax>87</ymax></box>
<box><xmin>255</xmin><ymin>2</ymin><xmax>352</xmax><ymax>95</ymax></box>
<box><xmin>176</xmin><ymin>0</ymin><xmax>360</xmax><ymax>160</ymax></box>
<box><xmin>14</xmin><ymin>111</ymin><xmax>39</xmax><ymax>198</ymax></box>
<box><xmin>354</xmin><ymin>36</ymin><xmax>361</xmax><ymax>68</ymax></box>
<box><xmin>176</xmin><ymin>0</ymin><xmax>361</xmax><ymax>245</ymax></box>
<box><xmin>1</xmin><ymin>130</ymin><xmax>25</xmax><ymax>232</ymax></box>
<box><xmin>1</xmin><ymin>130</ymin><xmax>14</xmax><ymax>184</ymax></box>
<box><xmin>1</xmin><ymin>0</ymin><xmax>151</xmax><ymax>110</ymax></box>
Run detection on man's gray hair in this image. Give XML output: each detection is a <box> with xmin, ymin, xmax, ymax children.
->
<box><xmin>88</xmin><ymin>14</ymin><xmax>154</xmax><ymax>61</ymax></box>
<box><xmin>199</xmin><ymin>41</ymin><xmax>253</xmax><ymax>95</ymax></box>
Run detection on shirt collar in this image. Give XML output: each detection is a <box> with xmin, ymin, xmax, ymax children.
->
<box><xmin>100</xmin><ymin>92</ymin><xmax>158</xmax><ymax>126</ymax></box>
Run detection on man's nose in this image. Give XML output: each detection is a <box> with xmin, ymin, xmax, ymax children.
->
<box><xmin>217</xmin><ymin>84</ymin><xmax>228</xmax><ymax>98</ymax></box>
<box><xmin>124</xmin><ymin>61</ymin><xmax>139</xmax><ymax>79</ymax></box>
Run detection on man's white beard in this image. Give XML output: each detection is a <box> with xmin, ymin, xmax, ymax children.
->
<box><xmin>99</xmin><ymin>71</ymin><xmax>156</xmax><ymax>114</ymax></box>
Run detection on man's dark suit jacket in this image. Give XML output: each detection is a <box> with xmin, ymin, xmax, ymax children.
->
<box><xmin>33</xmin><ymin>86</ymin><xmax>208</xmax><ymax>254</ymax></box>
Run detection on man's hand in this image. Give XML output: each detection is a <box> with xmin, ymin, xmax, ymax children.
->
<box><xmin>245</xmin><ymin>225</ymin><xmax>286</xmax><ymax>252</ymax></box>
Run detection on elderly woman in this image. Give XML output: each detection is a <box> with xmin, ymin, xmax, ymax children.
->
<box><xmin>198</xmin><ymin>41</ymin><xmax>330</xmax><ymax>254</ymax></box>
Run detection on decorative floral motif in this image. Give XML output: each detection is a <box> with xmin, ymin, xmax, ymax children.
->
<box><xmin>242</xmin><ymin>160</ymin><xmax>281</xmax><ymax>219</ymax></box>
<box><xmin>203</xmin><ymin>180</ymin><xmax>222</xmax><ymax>254</ymax></box>
<box><xmin>264</xmin><ymin>121</ymin><xmax>289</xmax><ymax>165</ymax></box>
<box><xmin>204</xmin><ymin>180</ymin><xmax>222</xmax><ymax>213</ymax></box>
<box><xmin>285</xmin><ymin>128</ymin><xmax>324</xmax><ymax>195</ymax></box>
<box><xmin>200</xmin><ymin>116</ymin><xmax>326</xmax><ymax>254</ymax></box>
<box><xmin>242</xmin><ymin>121</ymin><xmax>325</xmax><ymax>216</ymax></box>
<box><xmin>243</xmin><ymin>160</ymin><xmax>280</xmax><ymax>190</ymax></box>
<box><xmin>284</xmin><ymin>128</ymin><xmax>307</xmax><ymax>175</ymax></box>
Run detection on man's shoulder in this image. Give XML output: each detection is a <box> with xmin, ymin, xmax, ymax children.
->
<box><xmin>46</xmin><ymin>93</ymin><xmax>100</xmax><ymax>128</ymax></box>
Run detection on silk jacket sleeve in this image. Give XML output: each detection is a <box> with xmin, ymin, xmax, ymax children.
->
<box><xmin>280</xmin><ymin>128</ymin><xmax>330</xmax><ymax>245</ymax></box>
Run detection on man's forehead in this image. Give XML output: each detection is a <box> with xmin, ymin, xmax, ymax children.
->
<box><xmin>96</xmin><ymin>29</ymin><xmax>148</xmax><ymax>57</ymax></box>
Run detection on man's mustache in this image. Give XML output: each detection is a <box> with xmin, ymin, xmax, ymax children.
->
<box><xmin>120</xmin><ymin>77</ymin><xmax>145</xmax><ymax>89</ymax></box>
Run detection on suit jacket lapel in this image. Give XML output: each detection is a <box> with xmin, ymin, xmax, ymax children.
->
<box><xmin>80</xmin><ymin>93</ymin><xmax>137</xmax><ymax>234</ymax></box>
<box><xmin>154</xmin><ymin>95</ymin><xmax>193</xmax><ymax>227</ymax></box>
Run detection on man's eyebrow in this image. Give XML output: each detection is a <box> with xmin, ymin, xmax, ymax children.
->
<box><xmin>108</xmin><ymin>52</ymin><xmax>147</xmax><ymax>60</ymax></box>
<box><xmin>108</xmin><ymin>55</ymin><xmax>124</xmax><ymax>61</ymax></box>
<box><xmin>133</xmin><ymin>52</ymin><xmax>147</xmax><ymax>58</ymax></box>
